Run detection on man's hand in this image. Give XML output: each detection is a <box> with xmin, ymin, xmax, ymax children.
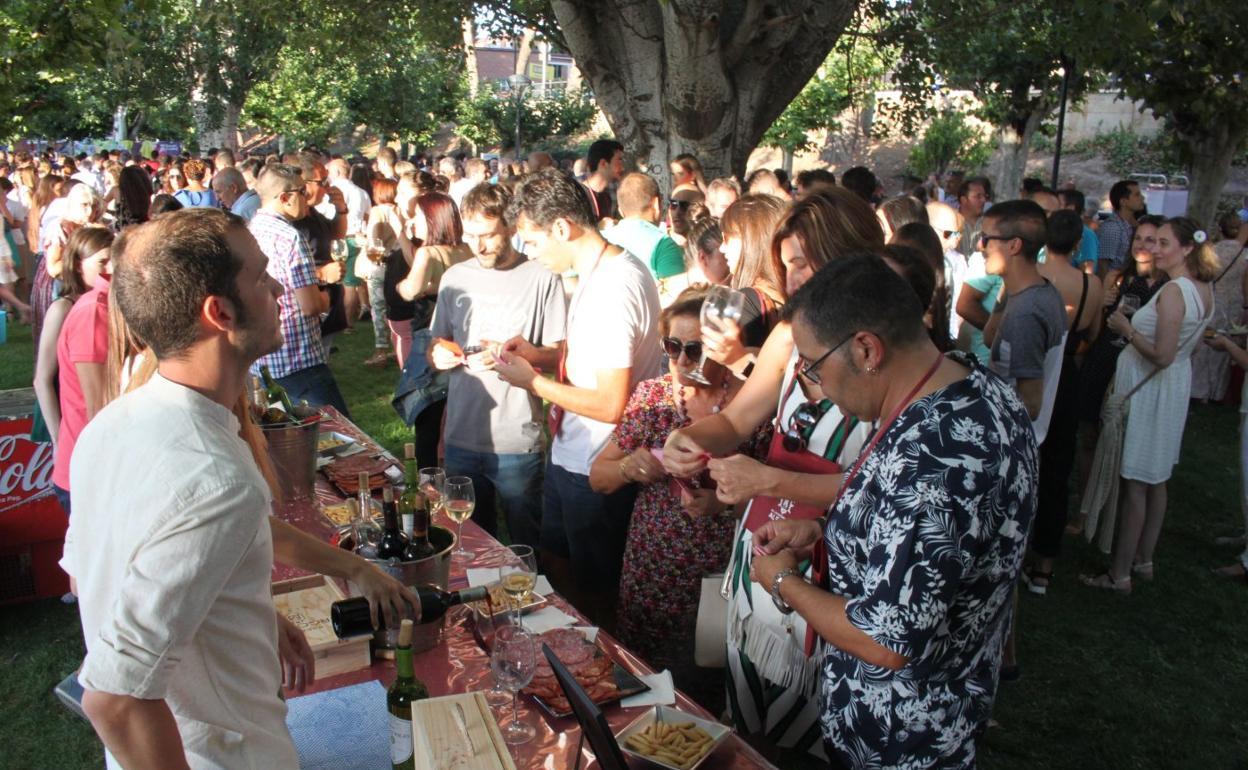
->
<box><xmin>349</xmin><ymin>561</ymin><xmax>421</xmax><ymax>628</ymax></box>
<box><xmin>318</xmin><ymin>260</ymin><xmax>344</xmax><ymax>284</ymax></box>
<box><xmin>680</xmin><ymin>486</ymin><xmax>724</xmax><ymax>519</ymax></box>
<box><xmin>276</xmin><ymin>612</ymin><xmax>316</xmax><ymax>693</ymax></box>
<box><xmin>430</xmin><ymin>339</ymin><xmax>465</xmax><ymax>371</ymax></box>
<box><xmin>501</xmin><ymin>335</ymin><xmax>538</xmax><ymax>362</ymax></box>
<box><xmin>752</xmin><ymin>518</ymin><xmax>824</xmax><ymax>559</ymax></box>
<box><xmin>708</xmin><ymin>454</ymin><xmax>776</xmax><ymax>505</ymax></box>
<box><xmin>661</xmin><ymin>429</ymin><xmax>711</xmax><ymax>478</ymax></box>
<box><xmin>493</xmin><ymin>349</ymin><xmax>538</xmax><ymax>390</ymax></box>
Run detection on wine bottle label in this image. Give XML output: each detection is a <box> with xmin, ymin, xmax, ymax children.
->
<box><xmin>401</xmin><ymin>513</ymin><xmax>414</xmax><ymax>536</ymax></box>
<box><xmin>390</xmin><ymin>713</ymin><xmax>413</xmax><ymax>764</ymax></box>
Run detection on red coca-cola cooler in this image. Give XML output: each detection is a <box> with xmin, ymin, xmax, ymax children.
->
<box><xmin>0</xmin><ymin>390</ymin><xmax>68</xmax><ymax>604</ymax></box>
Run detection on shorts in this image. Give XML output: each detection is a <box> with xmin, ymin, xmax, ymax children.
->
<box><xmin>343</xmin><ymin>236</ymin><xmax>363</xmax><ymax>288</ymax></box>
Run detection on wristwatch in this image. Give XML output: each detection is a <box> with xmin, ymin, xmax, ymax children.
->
<box><xmin>770</xmin><ymin>567</ymin><xmax>804</xmax><ymax>614</ymax></box>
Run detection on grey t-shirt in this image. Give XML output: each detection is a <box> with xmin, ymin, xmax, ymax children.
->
<box><xmin>989</xmin><ymin>280</ymin><xmax>1066</xmax><ymax>381</ymax></box>
<box><xmin>430</xmin><ymin>257</ymin><xmax>567</xmax><ymax>454</ymax></box>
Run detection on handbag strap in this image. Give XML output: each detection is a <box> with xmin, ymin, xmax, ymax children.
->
<box><xmin>1213</xmin><ymin>242</ymin><xmax>1247</xmax><ymax>285</ymax></box>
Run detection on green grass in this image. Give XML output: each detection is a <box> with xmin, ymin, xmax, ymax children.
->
<box><xmin>3</xmin><ymin>317</ymin><xmax>1247</xmax><ymax>768</ymax></box>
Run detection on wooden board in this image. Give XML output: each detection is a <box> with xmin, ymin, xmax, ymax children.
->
<box><xmin>272</xmin><ymin>574</ymin><xmax>371</xmax><ymax>678</ymax></box>
<box><xmin>411</xmin><ymin>691</ymin><xmax>516</xmax><ymax>770</ymax></box>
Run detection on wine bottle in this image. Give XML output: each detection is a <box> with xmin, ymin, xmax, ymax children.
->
<box><xmin>258</xmin><ymin>365</ymin><xmax>297</xmax><ymax>415</ymax></box>
<box><xmin>399</xmin><ymin>444</ymin><xmax>436</xmax><ymax>562</ymax></box>
<box><xmin>388</xmin><ymin>619</ymin><xmax>428</xmax><ymax>770</ymax></box>
<box><xmin>330</xmin><ymin>585</ymin><xmax>489</xmax><ymax>638</ymax></box>
<box><xmin>375</xmin><ymin>485</ymin><xmax>408</xmax><ymax>561</ymax></box>
<box><xmin>354</xmin><ymin>473</ymin><xmax>382</xmax><ymax>558</ymax></box>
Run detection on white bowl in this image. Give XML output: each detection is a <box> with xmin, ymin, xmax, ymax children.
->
<box><xmin>614</xmin><ymin>705</ymin><xmax>732</xmax><ymax>770</ymax></box>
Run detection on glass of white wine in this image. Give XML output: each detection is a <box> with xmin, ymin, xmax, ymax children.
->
<box><xmin>418</xmin><ymin>467</ymin><xmax>446</xmax><ymax>517</ymax></box>
<box><xmin>500</xmin><ymin>544</ymin><xmax>537</xmax><ymax>626</ymax></box>
<box><xmin>444</xmin><ymin>476</ymin><xmax>476</xmax><ymax>561</ymax></box>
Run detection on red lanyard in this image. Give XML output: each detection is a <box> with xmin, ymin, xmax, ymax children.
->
<box><xmin>832</xmin><ymin>351</ymin><xmax>946</xmax><ymax>510</ymax></box>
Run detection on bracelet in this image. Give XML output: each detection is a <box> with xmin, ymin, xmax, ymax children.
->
<box><xmin>770</xmin><ymin>567</ymin><xmax>804</xmax><ymax>614</ymax></box>
<box><xmin>1126</xmin><ymin>331</ymin><xmax>1136</xmax><ymax>345</ymax></box>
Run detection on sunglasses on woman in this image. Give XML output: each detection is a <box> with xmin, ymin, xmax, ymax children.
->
<box><xmin>661</xmin><ymin>336</ymin><xmax>702</xmax><ymax>360</ymax></box>
<box><xmin>782</xmin><ymin>399</ymin><xmax>832</xmax><ymax>453</ymax></box>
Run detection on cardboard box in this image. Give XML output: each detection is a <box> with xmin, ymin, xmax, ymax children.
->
<box><xmin>0</xmin><ymin>408</ymin><xmax>68</xmax><ymax>605</ymax></box>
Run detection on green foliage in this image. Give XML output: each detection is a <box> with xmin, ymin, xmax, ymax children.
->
<box><xmin>762</xmin><ymin>9</ymin><xmax>894</xmax><ymax>154</ymax></box>
<box><xmin>1066</xmin><ymin>127</ymin><xmax>1184</xmax><ymax>176</ymax></box>
<box><xmin>905</xmin><ymin>109</ymin><xmax>994</xmax><ymax>178</ymax></box>
<box><xmin>454</xmin><ymin>84</ymin><xmax>596</xmax><ymax>152</ymax></box>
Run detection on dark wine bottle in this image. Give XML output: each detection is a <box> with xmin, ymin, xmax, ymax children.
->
<box><xmin>375</xmin><ymin>485</ymin><xmax>408</xmax><ymax>561</ymax></box>
<box><xmin>387</xmin><ymin>620</ymin><xmax>428</xmax><ymax>770</ymax></box>
<box><xmin>330</xmin><ymin>585</ymin><xmax>489</xmax><ymax>638</ymax></box>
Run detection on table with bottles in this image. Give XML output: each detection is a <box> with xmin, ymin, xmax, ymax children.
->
<box><xmin>271</xmin><ymin>407</ymin><xmax>776</xmax><ymax>769</ymax></box>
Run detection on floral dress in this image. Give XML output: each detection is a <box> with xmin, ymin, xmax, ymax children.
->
<box><xmin>613</xmin><ymin>375</ymin><xmax>771</xmax><ymax>667</ymax></box>
<box><xmin>820</xmin><ymin>354</ymin><xmax>1038</xmax><ymax>769</ymax></box>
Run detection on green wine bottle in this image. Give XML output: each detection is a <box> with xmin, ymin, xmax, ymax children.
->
<box><xmin>258</xmin><ymin>364</ymin><xmax>297</xmax><ymax>416</ymax></box>
<box><xmin>388</xmin><ymin>620</ymin><xmax>429</xmax><ymax>770</ymax></box>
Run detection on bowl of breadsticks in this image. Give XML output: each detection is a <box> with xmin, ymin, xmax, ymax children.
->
<box><xmin>615</xmin><ymin>705</ymin><xmax>732</xmax><ymax>770</ymax></box>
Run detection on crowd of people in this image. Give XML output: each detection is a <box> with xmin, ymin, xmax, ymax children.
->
<box><xmin>3</xmin><ymin>138</ymin><xmax>1247</xmax><ymax>770</ymax></box>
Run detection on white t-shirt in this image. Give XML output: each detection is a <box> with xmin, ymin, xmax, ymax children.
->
<box><xmin>551</xmin><ymin>251</ymin><xmax>663</xmax><ymax>475</ymax></box>
<box><xmin>449</xmin><ymin>177</ymin><xmax>478</xmax><ymax>209</ymax></box>
<box><xmin>330</xmin><ymin>177</ymin><xmax>371</xmax><ymax>236</ymax></box>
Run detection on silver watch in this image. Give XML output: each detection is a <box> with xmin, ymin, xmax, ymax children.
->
<box><xmin>770</xmin><ymin>567</ymin><xmax>803</xmax><ymax>614</ymax></box>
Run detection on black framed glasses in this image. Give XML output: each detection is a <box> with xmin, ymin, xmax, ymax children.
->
<box><xmin>661</xmin><ymin>336</ymin><xmax>702</xmax><ymax>361</ymax></box>
<box><xmin>798</xmin><ymin>333</ymin><xmax>854</xmax><ymax>386</ymax></box>
<box><xmin>783</xmin><ymin>399</ymin><xmax>832</xmax><ymax>453</ymax></box>
<box><xmin>978</xmin><ymin>232</ymin><xmax>1016</xmax><ymax>247</ymax></box>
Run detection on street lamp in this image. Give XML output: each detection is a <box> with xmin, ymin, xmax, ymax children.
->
<box><xmin>507</xmin><ymin>73</ymin><xmax>532</xmax><ymax>160</ymax></box>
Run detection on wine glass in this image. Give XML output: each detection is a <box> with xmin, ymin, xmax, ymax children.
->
<box><xmin>476</xmin><ymin>609</ymin><xmax>514</xmax><ymax>707</ymax></box>
<box><xmin>490</xmin><ymin>625</ymin><xmax>537</xmax><ymax>745</ymax></box>
<box><xmin>688</xmin><ymin>285</ymin><xmax>747</xmax><ymax>385</ymax></box>
<box><xmin>1120</xmin><ymin>295</ymin><xmax>1141</xmax><ymax>317</ymax></box>
<box><xmin>499</xmin><ymin>544</ymin><xmax>538</xmax><ymax>626</ymax></box>
<box><xmin>444</xmin><ymin>476</ymin><xmax>476</xmax><ymax>561</ymax></box>
<box><xmin>330</xmin><ymin>238</ymin><xmax>348</xmax><ymax>266</ymax></box>
<box><xmin>418</xmin><ymin>467</ymin><xmax>447</xmax><ymax>516</ymax></box>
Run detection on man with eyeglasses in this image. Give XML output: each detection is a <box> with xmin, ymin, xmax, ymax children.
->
<box><xmin>248</xmin><ymin>163</ymin><xmax>350</xmax><ymax>415</ymax></box>
<box><xmin>603</xmin><ymin>172</ymin><xmax>686</xmax><ymax>281</ymax></box>
<box><xmin>426</xmin><ymin>183</ymin><xmax>566</xmax><ymax>549</ymax></box>
<box><xmin>666</xmin><ymin>186</ymin><xmax>705</xmax><ymax>249</ymax></box>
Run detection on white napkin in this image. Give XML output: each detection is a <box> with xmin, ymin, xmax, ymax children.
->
<box><xmin>621</xmin><ymin>670</ymin><xmax>676</xmax><ymax>708</ymax></box>
<box><xmin>466</xmin><ymin>567</ymin><xmax>501</xmax><ymax>587</ymax></box>
<box><xmin>573</xmin><ymin>626</ymin><xmax>599</xmax><ymax>643</ymax></box>
<box><xmin>518</xmin><ymin>606</ymin><xmax>578</xmax><ymax>634</ymax></box>
<box><xmin>535</xmin><ymin>575</ymin><xmax>554</xmax><ymax>596</ymax></box>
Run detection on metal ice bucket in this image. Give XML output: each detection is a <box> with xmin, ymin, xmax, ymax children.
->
<box><xmin>258</xmin><ymin>406</ymin><xmax>323</xmax><ymax>501</ymax></box>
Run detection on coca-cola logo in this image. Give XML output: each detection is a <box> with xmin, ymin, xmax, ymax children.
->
<box><xmin>0</xmin><ymin>423</ymin><xmax>55</xmax><ymax>514</ymax></box>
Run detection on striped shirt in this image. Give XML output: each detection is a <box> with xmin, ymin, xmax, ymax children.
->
<box><xmin>249</xmin><ymin>209</ymin><xmax>324</xmax><ymax>378</ymax></box>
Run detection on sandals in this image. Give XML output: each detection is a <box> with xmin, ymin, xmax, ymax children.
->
<box><xmin>1131</xmin><ymin>561</ymin><xmax>1154</xmax><ymax>581</ymax></box>
<box><xmin>1212</xmin><ymin>563</ymin><xmax>1248</xmax><ymax>584</ymax></box>
<box><xmin>363</xmin><ymin>350</ymin><xmax>391</xmax><ymax>368</ymax></box>
<box><xmin>1079</xmin><ymin>572</ymin><xmax>1132</xmax><ymax>595</ymax></box>
<box><xmin>1021</xmin><ymin>566</ymin><xmax>1053</xmax><ymax>596</ymax></box>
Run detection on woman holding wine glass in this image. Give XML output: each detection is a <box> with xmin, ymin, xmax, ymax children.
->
<box><xmin>588</xmin><ymin>286</ymin><xmax>771</xmax><ymax>708</ymax></box>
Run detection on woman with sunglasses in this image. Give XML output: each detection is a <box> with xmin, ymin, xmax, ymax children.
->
<box><xmin>588</xmin><ymin>286</ymin><xmax>770</xmax><ymax>709</ymax></box>
<box><xmin>661</xmin><ymin>187</ymin><xmax>883</xmax><ymax>764</ymax></box>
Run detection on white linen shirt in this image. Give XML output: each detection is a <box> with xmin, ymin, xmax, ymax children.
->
<box><xmin>330</xmin><ymin>177</ymin><xmax>372</xmax><ymax>236</ymax></box>
<box><xmin>61</xmin><ymin>374</ymin><xmax>297</xmax><ymax>769</ymax></box>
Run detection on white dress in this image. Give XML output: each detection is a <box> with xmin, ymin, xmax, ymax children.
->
<box><xmin>1116</xmin><ymin>276</ymin><xmax>1212</xmax><ymax>483</ymax></box>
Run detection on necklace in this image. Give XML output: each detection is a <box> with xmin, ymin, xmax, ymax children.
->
<box><xmin>674</xmin><ymin>375</ymin><xmax>730</xmax><ymax>424</ymax></box>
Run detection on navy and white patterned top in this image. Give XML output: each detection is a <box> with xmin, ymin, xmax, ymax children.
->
<box><xmin>819</xmin><ymin>353</ymin><xmax>1038</xmax><ymax>769</ymax></box>
<box><xmin>249</xmin><ymin>210</ymin><xmax>324</xmax><ymax>379</ymax></box>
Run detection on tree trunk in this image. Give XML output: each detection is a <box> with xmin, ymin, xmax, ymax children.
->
<box><xmin>992</xmin><ymin>108</ymin><xmax>1046</xmax><ymax>202</ymax></box>
<box><xmin>566</xmin><ymin>61</ymin><xmax>583</xmax><ymax>93</ymax></box>
<box><xmin>514</xmin><ymin>28</ymin><xmax>535</xmax><ymax>78</ymax></box>
<box><xmin>549</xmin><ymin>0</ymin><xmax>854</xmax><ymax>191</ymax></box>
<box><xmin>191</xmin><ymin>86</ymin><xmax>240</xmax><ymax>151</ymax></box>
<box><xmin>461</xmin><ymin>17</ymin><xmax>479</xmax><ymax>98</ymax></box>
<box><xmin>1184</xmin><ymin>124</ymin><xmax>1247</xmax><ymax>228</ymax></box>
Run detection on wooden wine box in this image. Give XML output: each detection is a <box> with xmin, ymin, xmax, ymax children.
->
<box><xmin>411</xmin><ymin>691</ymin><xmax>517</xmax><ymax>770</ymax></box>
<box><xmin>272</xmin><ymin>574</ymin><xmax>371</xmax><ymax>678</ymax></box>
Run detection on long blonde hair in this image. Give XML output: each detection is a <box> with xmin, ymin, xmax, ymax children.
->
<box><xmin>1163</xmin><ymin>216</ymin><xmax>1221</xmax><ymax>283</ymax></box>
<box><xmin>720</xmin><ymin>194</ymin><xmax>787</xmax><ymax>296</ymax></box>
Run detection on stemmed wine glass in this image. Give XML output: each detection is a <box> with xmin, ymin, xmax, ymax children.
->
<box><xmin>1114</xmin><ymin>295</ymin><xmax>1142</xmax><ymax>347</ymax></box>
<box><xmin>444</xmin><ymin>476</ymin><xmax>476</xmax><ymax>561</ymax></box>
<box><xmin>330</xmin><ymin>238</ymin><xmax>349</xmax><ymax>266</ymax></box>
<box><xmin>499</xmin><ymin>544</ymin><xmax>538</xmax><ymax>626</ymax></box>
<box><xmin>688</xmin><ymin>285</ymin><xmax>746</xmax><ymax>385</ymax></box>
<box><xmin>490</xmin><ymin>624</ymin><xmax>537</xmax><ymax>745</ymax></box>
<box><xmin>476</xmin><ymin>609</ymin><xmax>514</xmax><ymax>707</ymax></box>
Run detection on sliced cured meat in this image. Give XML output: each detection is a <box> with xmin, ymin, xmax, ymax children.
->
<box><xmin>540</xmin><ymin>628</ymin><xmax>586</xmax><ymax>648</ymax></box>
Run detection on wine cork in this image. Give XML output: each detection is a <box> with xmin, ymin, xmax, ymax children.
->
<box><xmin>404</xmin><ymin>442</ymin><xmax>415</xmax><ymax>460</ymax></box>
<box><xmin>358</xmin><ymin>471</ymin><xmax>369</xmax><ymax>488</ymax></box>
<box><xmin>398</xmin><ymin>618</ymin><xmax>414</xmax><ymax>647</ymax></box>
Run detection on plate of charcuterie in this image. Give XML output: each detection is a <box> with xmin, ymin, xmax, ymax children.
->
<box><xmin>521</xmin><ymin>628</ymin><xmax>649</xmax><ymax>718</ymax></box>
